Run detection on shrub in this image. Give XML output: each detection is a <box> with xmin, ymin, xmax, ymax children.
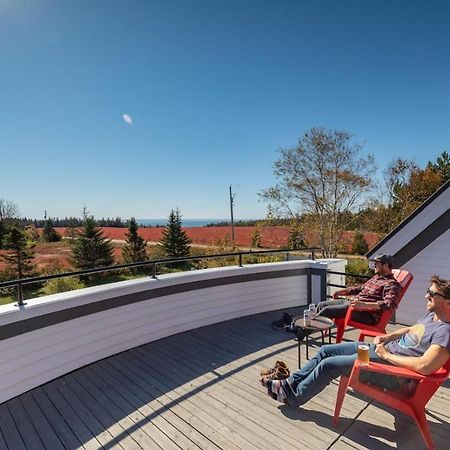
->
<box><xmin>251</xmin><ymin>227</ymin><xmax>262</xmax><ymax>248</ymax></box>
<box><xmin>352</xmin><ymin>232</ymin><xmax>369</xmax><ymax>255</ymax></box>
<box><xmin>345</xmin><ymin>258</ymin><xmax>373</xmax><ymax>285</ymax></box>
<box><xmin>41</xmin><ymin>276</ymin><xmax>85</xmax><ymax>296</ymax></box>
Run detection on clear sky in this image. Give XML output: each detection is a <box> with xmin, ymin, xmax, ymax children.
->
<box><xmin>1</xmin><ymin>0</ymin><xmax>449</xmax><ymax>220</ymax></box>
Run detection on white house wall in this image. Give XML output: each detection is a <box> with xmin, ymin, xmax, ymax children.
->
<box><xmin>397</xmin><ymin>228</ymin><xmax>450</xmax><ymax>325</ymax></box>
<box><xmin>374</xmin><ymin>188</ymin><xmax>450</xmax><ymax>257</ymax></box>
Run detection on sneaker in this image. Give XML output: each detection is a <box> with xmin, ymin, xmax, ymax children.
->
<box><xmin>271</xmin><ymin>313</ymin><xmax>293</xmax><ymax>330</ymax></box>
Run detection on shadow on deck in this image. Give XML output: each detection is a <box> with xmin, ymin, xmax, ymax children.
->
<box><xmin>0</xmin><ymin>308</ymin><xmax>448</xmax><ymax>449</ymax></box>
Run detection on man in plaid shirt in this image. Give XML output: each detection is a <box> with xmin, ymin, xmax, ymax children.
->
<box><xmin>315</xmin><ymin>253</ymin><xmax>402</xmax><ymax>325</ymax></box>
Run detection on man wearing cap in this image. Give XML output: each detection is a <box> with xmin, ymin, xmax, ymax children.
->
<box><xmin>316</xmin><ymin>253</ymin><xmax>401</xmax><ymax>323</ymax></box>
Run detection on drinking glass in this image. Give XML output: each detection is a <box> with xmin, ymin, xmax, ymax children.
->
<box><xmin>303</xmin><ymin>310</ymin><xmax>311</xmax><ymax>327</ymax></box>
<box><xmin>357</xmin><ymin>344</ymin><xmax>370</xmax><ymax>365</ymax></box>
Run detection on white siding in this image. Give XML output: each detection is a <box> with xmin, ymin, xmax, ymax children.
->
<box><xmin>0</xmin><ymin>260</ymin><xmax>331</xmax><ymax>404</ymax></box>
<box><xmin>397</xmin><ymin>228</ymin><xmax>450</xmax><ymax>324</ymax></box>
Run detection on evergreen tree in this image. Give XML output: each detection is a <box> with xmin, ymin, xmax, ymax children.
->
<box><xmin>429</xmin><ymin>150</ymin><xmax>450</xmax><ymax>183</ymax></box>
<box><xmin>352</xmin><ymin>231</ymin><xmax>369</xmax><ymax>255</ymax></box>
<box><xmin>71</xmin><ymin>216</ymin><xmax>114</xmax><ymax>269</ymax></box>
<box><xmin>2</xmin><ymin>225</ymin><xmax>35</xmax><ymax>279</ymax></box>
<box><xmin>288</xmin><ymin>222</ymin><xmax>306</xmax><ymax>249</ymax></box>
<box><xmin>158</xmin><ymin>209</ymin><xmax>191</xmax><ymax>258</ymax></box>
<box><xmin>42</xmin><ymin>218</ymin><xmax>61</xmax><ymax>242</ymax></box>
<box><xmin>65</xmin><ymin>217</ymin><xmax>79</xmax><ymax>240</ymax></box>
<box><xmin>122</xmin><ymin>218</ymin><xmax>148</xmax><ymax>263</ymax></box>
<box><xmin>0</xmin><ymin>220</ymin><xmax>5</xmax><ymax>249</ymax></box>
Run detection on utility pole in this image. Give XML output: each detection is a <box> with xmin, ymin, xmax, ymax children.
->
<box><xmin>229</xmin><ymin>185</ymin><xmax>235</xmax><ymax>248</ymax></box>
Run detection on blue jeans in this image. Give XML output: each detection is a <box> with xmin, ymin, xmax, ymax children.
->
<box><xmin>285</xmin><ymin>342</ymin><xmax>379</xmax><ymax>407</ymax></box>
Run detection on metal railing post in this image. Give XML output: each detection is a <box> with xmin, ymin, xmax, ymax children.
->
<box><xmin>306</xmin><ymin>268</ymin><xmax>312</xmax><ymax>305</ymax></box>
<box><xmin>16</xmin><ymin>280</ymin><xmax>24</xmax><ymax>306</ymax></box>
<box><xmin>286</xmin><ymin>252</ymin><xmax>290</xmax><ymax>261</ymax></box>
<box><xmin>311</xmin><ymin>249</ymin><xmax>315</xmax><ymax>260</ymax></box>
<box><xmin>152</xmin><ymin>263</ymin><xmax>157</xmax><ymax>279</ymax></box>
<box><xmin>238</xmin><ymin>253</ymin><xmax>243</xmax><ymax>267</ymax></box>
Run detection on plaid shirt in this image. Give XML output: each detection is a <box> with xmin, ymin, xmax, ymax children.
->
<box><xmin>347</xmin><ymin>274</ymin><xmax>402</xmax><ymax>312</ymax></box>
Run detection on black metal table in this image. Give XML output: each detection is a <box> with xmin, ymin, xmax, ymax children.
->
<box><xmin>293</xmin><ymin>315</ymin><xmax>334</xmax><ymax>368</ymax></box>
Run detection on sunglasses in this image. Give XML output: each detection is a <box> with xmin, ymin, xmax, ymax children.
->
<box><xmin>426</xmin><ymin>288</ymin><xmax>447</xmax><ymax>299</ymax></box>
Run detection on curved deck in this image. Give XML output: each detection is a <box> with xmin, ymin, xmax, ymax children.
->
<box><xmin>0</xmin><ymin>309</ymin><xmax>448</xmax><ymax>450</ymax></box>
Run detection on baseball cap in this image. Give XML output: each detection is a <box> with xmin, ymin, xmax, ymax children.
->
<box><xmin>369</xmin><ymin>254</ymin><xmax>394</xmax><ymax>266</ymax></box>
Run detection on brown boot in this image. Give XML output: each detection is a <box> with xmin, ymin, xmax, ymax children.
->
<box><xmin>260</xmin><ymin>360</ymin><xmax>289</xmax><ymax>377</ymax></box>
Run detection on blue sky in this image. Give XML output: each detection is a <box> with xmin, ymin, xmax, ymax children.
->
<box><xmin>1</xmin><ymin>1</ymin><xmax>449</xmax><ymax>220</ymax></box>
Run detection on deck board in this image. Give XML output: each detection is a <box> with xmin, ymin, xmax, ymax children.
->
<box><xmin>6</xmin><ymin>397</ymin><xmax>46</xmax><ymax>450</ymax></box>
<box><xmin>1</xmin><ymin>308</ymin><xmax>449</xmax><ymax>450</ymax></box>
<box><xmin>42</xmin><ymin>383</ymin><xmax>103</xmax><ymax>450</ymax></box>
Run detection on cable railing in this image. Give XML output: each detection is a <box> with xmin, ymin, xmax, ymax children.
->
<box><xmin>0</xmin><ymin>247</ymin><xmax>321</xmax><ymax>306</ymax></box>
<box><xmin>325</xmin><ymin>269</ymin><xmax>372</xmax><ymax>299</ymax></box>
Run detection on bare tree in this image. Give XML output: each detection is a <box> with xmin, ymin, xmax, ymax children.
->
<box><xmin>260</xmin><ymin>127</ymin><xmax>376</xmax><ymax>257</ymax></box>
<box><xmin>0</xmin><ymin>199</ymin><xmax>19</xmax><ymax>221</ymax></box>
<box><xmin>0</xmin><ymin>199</ymin><xmax>19</xmax><ymax>249</ymax></box>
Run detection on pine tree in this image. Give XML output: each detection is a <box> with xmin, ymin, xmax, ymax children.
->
<box><xmin>429</xmin><ymin>150</ymin><xmax>450</xmax><ymax>183</ymax></box>
<box><xmin>2</xmin><ymin>225</ymin><xmax>35</xmax><ymax>279</ymax></box>
<box><xmin>288</xmin><ymin>222</ymin><xmax>306</xmax><ymax>250</ymax></box>
<box><xmin>65</xmin><ymin>218</ymin><xmax>79</xmax><ymax>240</ymax></box>
<box><xmin>42</xmin><ymin>218</ymin><xmax>61</xmax><ymax>242</ymax></box>
<box><xmin>158</xmin><ymin>209</ymin><xmax>191</xmax><ymax>258</ymax></box>
<box><xmin>352</xmin><ymin>231</ymin><xmax>369</xmax><ymax>255</ymax></box>
<box><xmin>71</xmin><ymin>216</ymin><xmax>114</xmax><ymax>269</ymax></box>
<box><xmin>0</xmin><ymin>220</ymin><xmax>5</xmax><ymax>249</ymax></box>
<box><xmin>122</xmin><ymin>218</ymin><xmax>147</xmax><ymax>263</ymax></box>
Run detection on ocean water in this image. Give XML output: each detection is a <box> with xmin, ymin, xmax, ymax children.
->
<box><xmin>136</xmin><ymin>219</ymin><xmax>228</xmax><ymax>227</ymax></box>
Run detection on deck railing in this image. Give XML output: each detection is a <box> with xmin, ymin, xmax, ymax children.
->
<box><xmin>325</xmin><ymin>269</ymin><xmax>372</xmax><ymax>299</ymax></box>
<box><xmin>0</xmin><ymin>247</ymin><xmax>321</xmax><ymax>306</ymax></box>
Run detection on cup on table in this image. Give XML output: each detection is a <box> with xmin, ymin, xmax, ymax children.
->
<box><xmin>308</xmin><ymin>304</ymin><xmax>316</xmax><ymax>319</ymax></box>
<box><xmin>357</xmin><ymin>344</ymin><xmax>370</xmax><ymax>366</ymax></box>
<box><xmin>303</xmin><ymin>310</ymin><xmax>311</xmax><ymax>327</ymax></box>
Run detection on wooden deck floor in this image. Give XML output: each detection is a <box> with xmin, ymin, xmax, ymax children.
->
<box><xmin>0</xmin><ymin>308</ymin><xmax>449</xmax><ymax>450</ymax></box>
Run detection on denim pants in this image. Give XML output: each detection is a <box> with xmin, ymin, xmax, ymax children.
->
<box><xmin>285</xmin><ymin>342</ymin><xmax>379</xmax><ymax>408</ymax></box>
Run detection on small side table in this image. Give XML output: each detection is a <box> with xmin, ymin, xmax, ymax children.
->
<box><xmin>293</xmin><ymin>315</ymin><xmax>334</xmax><ymax>368</ymax></box>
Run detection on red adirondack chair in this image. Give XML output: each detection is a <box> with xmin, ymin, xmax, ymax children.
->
<box><xmin>333</xmin><ymin>358</ymin><xmax>450</xmax><ymax>450</ymax></box>
<box><xmin>334</xmin><ymin>269</ymin><xmax>413</xmax><ymax>343</ymax></box>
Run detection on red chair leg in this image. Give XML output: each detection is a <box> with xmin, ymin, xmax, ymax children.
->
<box><xmin>335</xmin><ymin>319</ymin><xmax>345</xmax><ymax>343</ymax></box>
<box><xmin>333</xmin><ymin>376</ymin><xmax>349</xmax><ymax>426</ymax></box>
<box><xmin>358</xmin><ymin>332</ymin><xmax>366</xmax><ymax>342</ymax></box>
<box><xmin>412</xmin><ymin>409</ymin><xmax>435</xmax><ymax>450</ymax></box>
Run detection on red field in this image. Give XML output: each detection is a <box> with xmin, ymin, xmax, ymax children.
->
<box><xmin>56</xmin><ymin>226</ymin><xmax>381</xmax><ymax>249</ymax></box>
<box><xmin>0</xmin><ymin>226</ymin><xmax>381</xmax><ymax>272</ymax></box>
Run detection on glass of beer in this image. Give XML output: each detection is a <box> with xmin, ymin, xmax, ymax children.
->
<box><xmin>357</xmin><ymin>344</ymin><xmax>370</xmax><ymax>366</ymax></box>
<box><xmin>303</xmin><ymin>310</ymin><xmax>311</xmax><ymax>327</ymax></box>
